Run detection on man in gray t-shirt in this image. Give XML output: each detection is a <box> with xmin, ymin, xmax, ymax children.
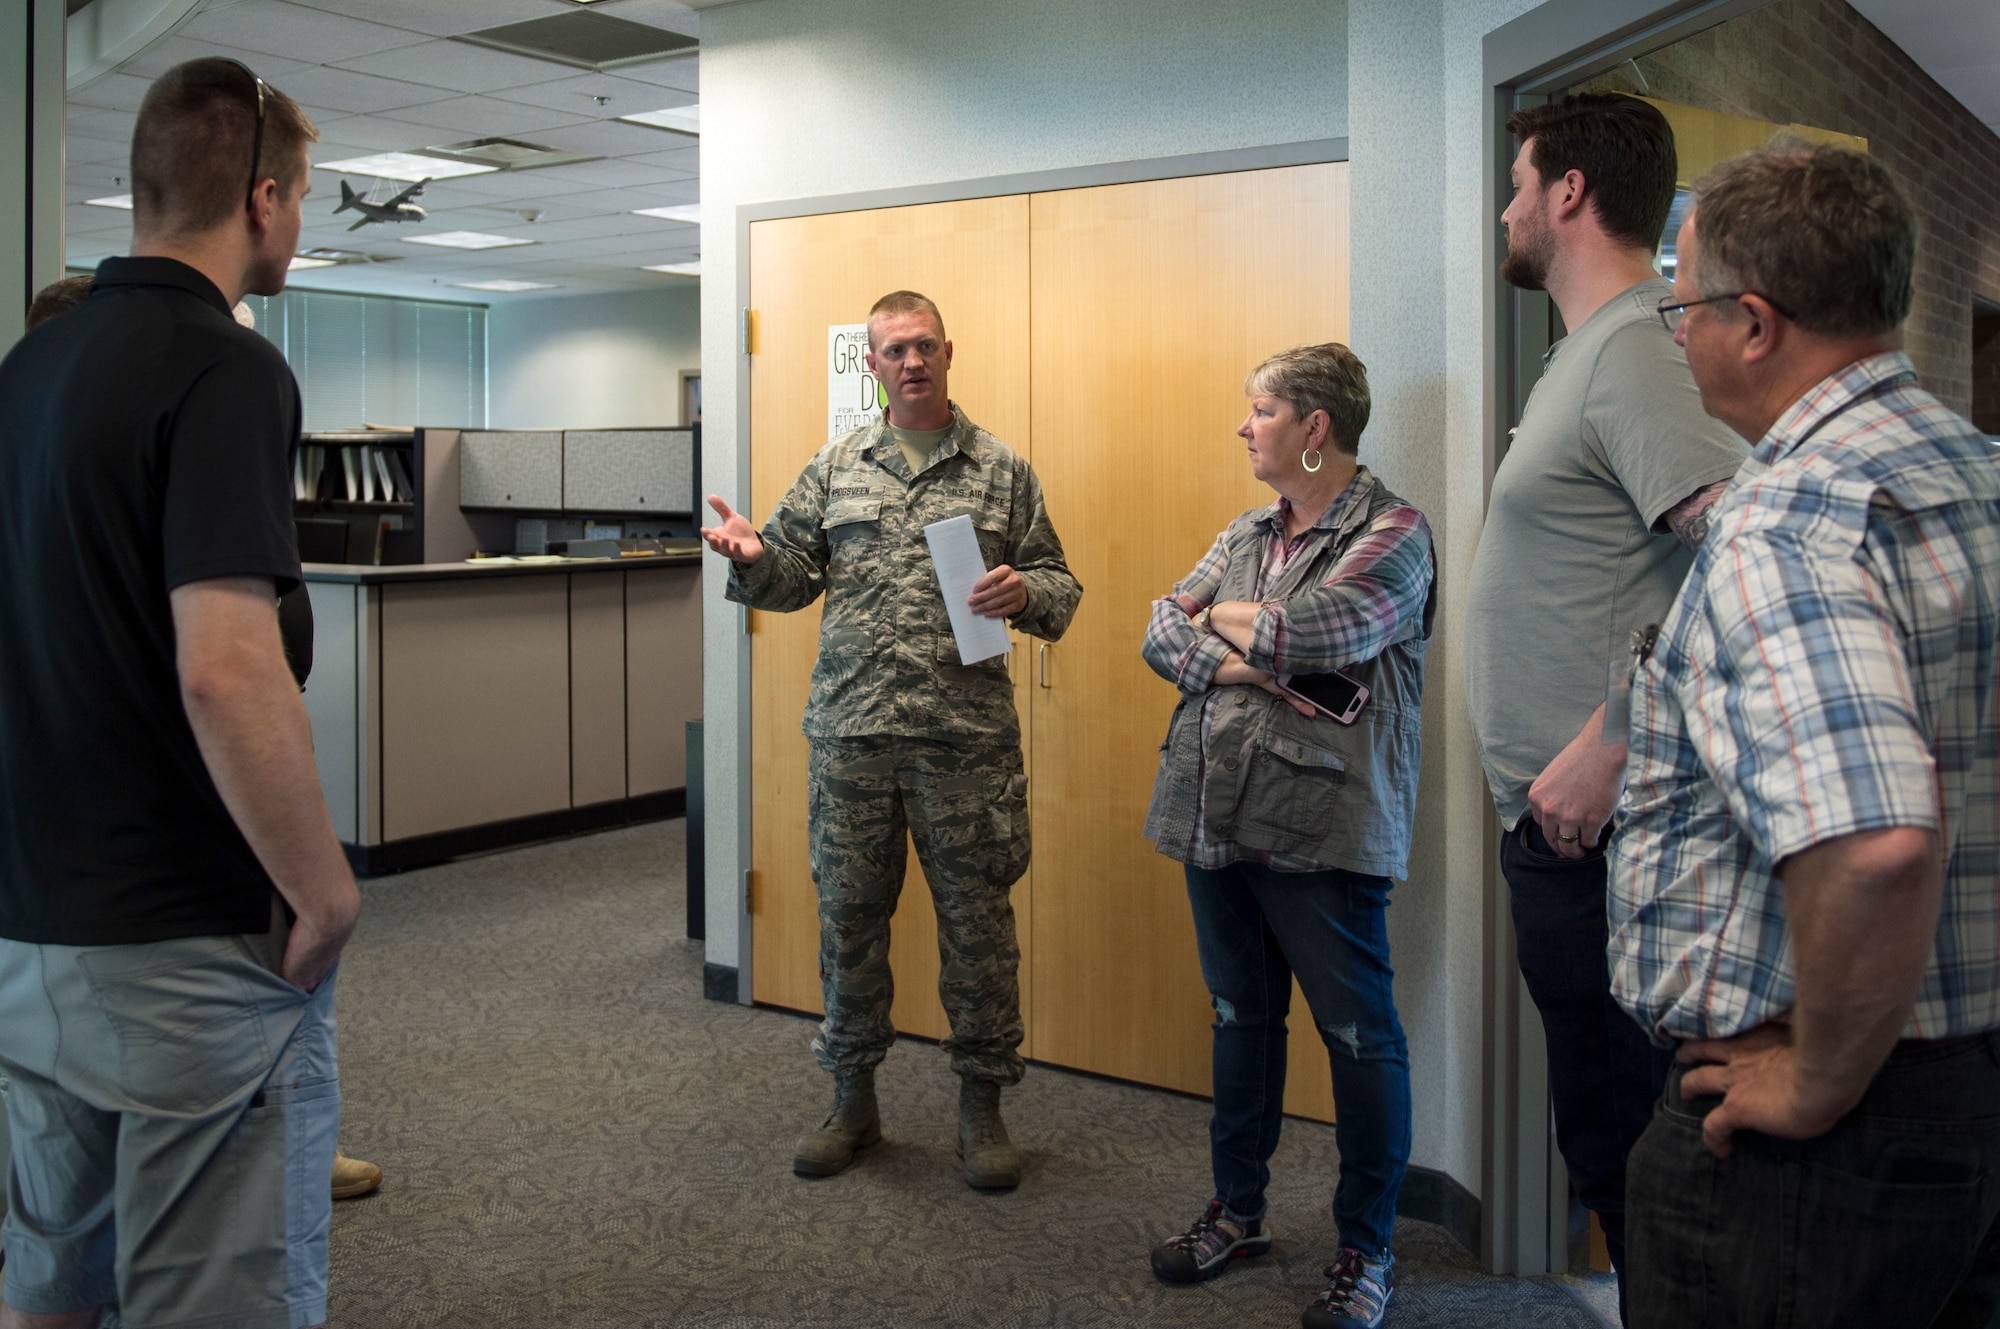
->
<box><xmin>1466</xmin><ymin>94</ymin><xmax>1745</xmax><ymax>1307</ymax></box>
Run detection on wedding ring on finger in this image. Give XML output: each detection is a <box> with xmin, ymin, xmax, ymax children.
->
<box><xmin>1556</xmin><ymin>831</ymin><xmax>1581</xmax><ymax>844</ymax></box>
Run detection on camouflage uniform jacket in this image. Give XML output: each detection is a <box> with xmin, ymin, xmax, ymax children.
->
<box><xmin>726</xmin><ymin>402</ymin><xmax>1081</xmax><ymax>746</ymax></box>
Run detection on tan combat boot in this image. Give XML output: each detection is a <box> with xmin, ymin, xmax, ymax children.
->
<box><xmin>331</xmin><ymin>1149</ymin><xmax>383</xmax><ymax>1200</ymax></box>
<box><xmin>956</xmin><ymin>1078</ymin><xmax>1022</xmax><ymax>1190</ymax></box>
<box><xmin>792</xmin><ymin>1071</ymin><xmax>882</xmax><ymax>1177</ymax></box>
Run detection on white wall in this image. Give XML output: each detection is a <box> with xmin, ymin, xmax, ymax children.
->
<box><xmin>488</xmin><ymin>284</ymin><xmax>701</xmax><ymax>429</ymax></box>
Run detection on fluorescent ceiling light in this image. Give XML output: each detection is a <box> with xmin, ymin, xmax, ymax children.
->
<box><xmin>641</xmin><ymin>261</ymin><xmax>700</xmax><ymax>277</ymax></box>
<box><xmin>288</xmin><ymin>256</ymin><xmax>339</xmax><ymax>270</ymax></box>
<box><xmin>85</xmin><ymin>194</ymin><xmax>134</xmax><ymax>209</ymax></box>
<box><xmin>296</xmin><ymin>247</ymin><xmax>397</xmax><ymax>266</ymax></box>
<box><xmin>316</xmin><ymin>153</ymin><xmax>497</xmax><ymax>182</ymax></box>
<box><xmin>453</xmin><ymin>279</ymin><xmax>558</xmax><ymax>292</ymax></box>
<box><xmin>633</xmin><ymin>204</ymin><xmax>699</xmax><ymax>224</ymax></box>
<box><xmin>402</xmin><ymin>231</ymin><xmax>536</xmax><ymax>251</ymax></box>
<box><xmin>619</xmin><ymin>104</ymin><xmax>699</xmax><ymax>135</ymax></box>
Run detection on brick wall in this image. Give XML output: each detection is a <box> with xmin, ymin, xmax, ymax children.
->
<box><xmin>1582</xmin><ymin>0</ymin><xmax>2000</xmax><ymax>418</ymax></box>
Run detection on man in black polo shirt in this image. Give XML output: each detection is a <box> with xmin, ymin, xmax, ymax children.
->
<box><xmin>0</xmin><ymin>60</ymin><xmax>358</xmax><ymax>1329</ymax></box>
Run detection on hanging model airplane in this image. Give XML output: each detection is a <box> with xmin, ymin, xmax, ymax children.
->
<box><xmin>333</xmin><ymin>178</ymin><xmax>428</xmax><ymax>232</ymax></box>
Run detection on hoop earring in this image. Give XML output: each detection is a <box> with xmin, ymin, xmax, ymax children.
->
<box><xmin>1302</xmin><ymin>447</ymin><xmax>1323</xmax><ymax>474</ymax></box>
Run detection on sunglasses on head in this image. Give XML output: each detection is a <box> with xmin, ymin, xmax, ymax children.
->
<box><xmin>208</xmin><ymin>57</ymin><xmax>268</xmax><ymax>210</ymax></box>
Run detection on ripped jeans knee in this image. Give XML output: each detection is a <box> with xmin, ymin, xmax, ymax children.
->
<box><xmin>1316</xmin><ymin>1015</ymin><xmax>1409</xmax><ymax>1064</ymax></box>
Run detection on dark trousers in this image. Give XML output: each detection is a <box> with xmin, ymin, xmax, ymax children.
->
<box><xmin>1626</xmin><ymin>1032</ymin><xmax>2000</xmax><ymax>1329</ymax></box>
<box><xmin>1502</xmin><ymin>819</ymin><xmax>1674</xmax><ymax>1285</ymax></box>
<box><xmin>1184</xmin><ymin>861</ymin><xmax>1412</xmax><ymax>1259</ymax></box>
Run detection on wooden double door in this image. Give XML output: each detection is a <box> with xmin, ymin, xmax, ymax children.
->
<box><xmin>748</xmin><ymin>163</ymin><xmax>1351</xmax><ymax>1121</ymax></box>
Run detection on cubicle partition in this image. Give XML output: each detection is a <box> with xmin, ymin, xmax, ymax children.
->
<box><xmin>304</xmin><ymin>557</ymin><xmax>701</xmax><ymax>875</ymax></box>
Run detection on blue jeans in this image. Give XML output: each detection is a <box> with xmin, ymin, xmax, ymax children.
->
<box><xmin>1502</xmin><ymin>818</ymin><xmax>1674</xmax><ymax>1291</ymax></box>
<box><xmin>1184</xmin><ymin>861</ymin><xmax>1412</xmax><ymax>1258</ymax></box>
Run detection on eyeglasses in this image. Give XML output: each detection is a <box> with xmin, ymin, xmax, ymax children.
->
<box><xmin>212</xmin><ymin>58</ymin><xmax>268</xmax><ymax>209</ymax></box>
<box><xmin>1656</xmin><ymin>291</ymin><xmax>1796</xmax><ymax>333</ymax></box>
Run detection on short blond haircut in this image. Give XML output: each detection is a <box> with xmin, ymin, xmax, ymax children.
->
<box><xmin>1691</xmin><ymin>141</ymin><xmax>1916</xmax><ymax>338</ymax></box>
<box><xmin>1245</xmin><ymin>343</ymin><xmax>1372</xmax><ymax>456</ymax></box>
<box><xmin>867</xmin><ymin>290</ymin><xmax>945</xmax><ymax>349</ymax></box>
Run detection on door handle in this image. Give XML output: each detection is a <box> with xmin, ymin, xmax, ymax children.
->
<box><xmin>1038</xmin><ymin>643</ymin><xmax>1051</xmax><ymax>689</ymax></box>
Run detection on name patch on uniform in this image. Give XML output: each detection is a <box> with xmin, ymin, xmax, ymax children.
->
<box><xmin>829</xmin><ymin>486</ymin><xmax>877</xmax><ymax>499</ymax></box>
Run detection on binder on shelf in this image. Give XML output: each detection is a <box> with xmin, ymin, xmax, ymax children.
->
<box><xmin>386</xmin><ymin>450</ymin><xmax>414</xmax><ymax>501</ymax></box>
<box><xmin>290</xmin><ymin>430</ymin><xmax>426</xmax><ymax>565</ymax></box>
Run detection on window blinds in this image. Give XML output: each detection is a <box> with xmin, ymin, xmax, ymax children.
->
<box><xmin>240</xmin><ymin>288</ymin><xmax>487</xmax><ymax>432</ymax></box>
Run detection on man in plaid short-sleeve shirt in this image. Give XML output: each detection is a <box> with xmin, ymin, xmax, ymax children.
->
<box><xmin>1611</xmin><ymin>143</ymin><xmax>2000</xmax><ymax>1327</ymax></box>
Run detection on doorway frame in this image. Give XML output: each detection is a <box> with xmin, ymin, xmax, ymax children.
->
<box><xmin>1477</xmin><ymin>0</ymin><xmax>1774</xmax><ymax>1278</ymax></box>
<box><xmin>718</xmin><ymin>134</ymin><xmax>1351</xmax><ymax>1010</ymax></box>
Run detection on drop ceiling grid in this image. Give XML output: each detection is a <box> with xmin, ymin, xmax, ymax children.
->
<box><xmin>63</xmin><ymin>0</ymin><xmax>705</xmax><ymax>300</ymax></box>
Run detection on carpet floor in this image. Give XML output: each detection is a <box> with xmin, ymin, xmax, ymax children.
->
<box><xmin>329</xmin><ymin>819</ymin><xmax>1599</xmax><ymax>1328</ymax></box>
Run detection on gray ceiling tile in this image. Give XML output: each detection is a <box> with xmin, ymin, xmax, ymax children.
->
<box><xmin>537</xmin><ymin>187</ymin><xmax>664</xmax><ymax>216</ymax></box>
<box><xmin>580</xmin><ymin>0</ymin><xmax>701</xmax><ymax>38</ymax></box>
<box><xmin>365</xmin><ymin>95</ymin><xmax>597</xmax><ymax>139</ymax></box>
<box><xmin>510</xmin><ymin>117</ymin><xmax>683</xmax><ymax>158</ymax></box>
<box><xmin>620</xmin><ymin>180</ymin><xmax>701</xmax><ymax>209</ymax></box>
<box><xmin>309</xmin><ymin>113</ymin><xmax>466</xmax><ymax>154</ymax></box>
<box><xmin>69</xmin><ymin>73</ymin><xmax>160</xmax><ymax>114</ymax></box>
<box><xmin>332</xmin><ymin>39</ymin><xmax>575</xmax><ymax>95</ymax></box>
<box><xmin>116</xmin><ymin>36</ymin><xmax>317</xmax><ymax>83</ymax></box>
<box><xmin>66</xmin><ymin>105</ymin><xmax>134</xmax><ymax>140</ymax></box>
<box><xmin>392</xmin><ymin>174</ymin><xmax>549</xmax><ymax>206</ymax></box>
<box><xmin>486</xmin><ymin>72</ymin><xmax>684</xmax><ymax>117</ymax></box>
<box><xmin>67</xmin><ymin>163</ymin><xmax>135</xmax><ymax>193</ymax></box>
<box><xmin>588</xmin><ymin>163</ymin><xmax>700</xmax><ymax>189</ymax></box>
<box><xmin>369</xmin><ymin>172</ymin><xmax>592</xmax><ymax>207</ymax></box>
<box><xmin>275</xmin><ymin>66</ymin><xmax>459</xmax><ymax>115</ymax></box>
<box><xmin>589</xmin><ymin>54</ymin><xmax>698</xmax><ymax>93</ymax></box>
<box><xmin>65</xmin><ymin>112</ymin><xmax>132</xmax><ymax>140</ymax></box>
<box><xmin>627</xmin><ymin>143</ymin><xmax>699</xmax><ymax>168</ymax></box>
<box><xmin>178</xmin><ymin>2</ymin><xmax>425</xmax><ymax>64</ymax></box>
<box><xmin>455</xmin><ymin>196</ymin><xmax>622</xmax><ymax>224</ymax></box>
<box><xmin>507</xmin><ymin>212</ymin><xmax>667</xmax><ymax>243</ymax></box>
<box><xmin>64</xmin><ymin>210</ymin><xmax>134</xmax><ymax>236</ymax></box>
<box><xmin>282</xmin><ymin>0</ymin><xmax>568</xmax><ymax>39</ymax></box>
<box><xmin>596</xmin><ymin>237</ymin><xmax>701</xmax><ymax>261</ymax></box>
<box><xmin>516</xmin><ymin>156</ymin><xmax>682</xmax><ymax>188</ymax></box>
<box><xmin>455</xmin><ymin>208</ymin><xmax>576</xmax><ymax>235</ymax></box>
<box><xmin>66</xmin><ymin>139</ymin><xmax>133</xmax><ymax>168</ymax></box>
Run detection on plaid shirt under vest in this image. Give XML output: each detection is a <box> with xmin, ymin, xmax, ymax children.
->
<box><xmin>1142</xmin><ymin>468</ymin><xmax>1432</xmax><ymax>871</ymax></box>
<box><xmin>1610</xmin><ymin>353</ymin><xmax>2000</xmax><ymax>1045</ymax></box>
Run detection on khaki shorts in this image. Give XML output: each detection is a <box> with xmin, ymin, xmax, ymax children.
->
<box><xmin>0</xmin><ymin>923</ymin><xmax>340</xmax><ymax>1329</ymax></box>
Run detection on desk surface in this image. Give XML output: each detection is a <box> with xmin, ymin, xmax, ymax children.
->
<box><xmin>302</xmin><ymin>553</ymin><xmax>702</xmax><ymax>585</ymax></box>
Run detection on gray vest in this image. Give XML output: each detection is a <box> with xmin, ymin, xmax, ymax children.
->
<box><xmin>1144</xmin><ymin>473</ymin><xmax>1434</xmax><ymax>878</ymax></box>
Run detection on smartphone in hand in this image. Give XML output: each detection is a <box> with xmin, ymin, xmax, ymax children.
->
<box><xmin>1277</xmin><ymin>670</ymin><xmax>1370</xmax><ymax>725</ymax></box>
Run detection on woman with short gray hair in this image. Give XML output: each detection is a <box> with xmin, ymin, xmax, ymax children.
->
<box><xmin>1139</xmin><ymin>342</ymin><xmax>1435</xmax><ymax>1329</ymax></box>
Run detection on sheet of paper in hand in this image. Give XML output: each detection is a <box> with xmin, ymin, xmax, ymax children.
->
<box><xmin>923</xmin><ymin>513</ymin><xmax>1011</xmax><ymax>665</ymax></box>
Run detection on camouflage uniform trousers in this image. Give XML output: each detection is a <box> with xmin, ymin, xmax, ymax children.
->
<box><xmin>806</xmin><ymin>735</ymin><xmax>1030</xmax><ymax>1085</ymax></box>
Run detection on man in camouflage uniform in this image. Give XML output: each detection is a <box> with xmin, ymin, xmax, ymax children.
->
<box><xmin>701</xmin><ymin>290</ymin><xmax>1081</xmax><ymax>1190</ymax></box>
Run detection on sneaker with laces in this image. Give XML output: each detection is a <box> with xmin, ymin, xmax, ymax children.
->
<box><xmin>1301</xmin><ymin>1247</ymin><xmax>1394</xmax><ymax>1329</ymax></box>
<box><xmin>1150</xmin><ymin>1199</ymin><xmax>1272</xmax><ymax>1284</ymax></box>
